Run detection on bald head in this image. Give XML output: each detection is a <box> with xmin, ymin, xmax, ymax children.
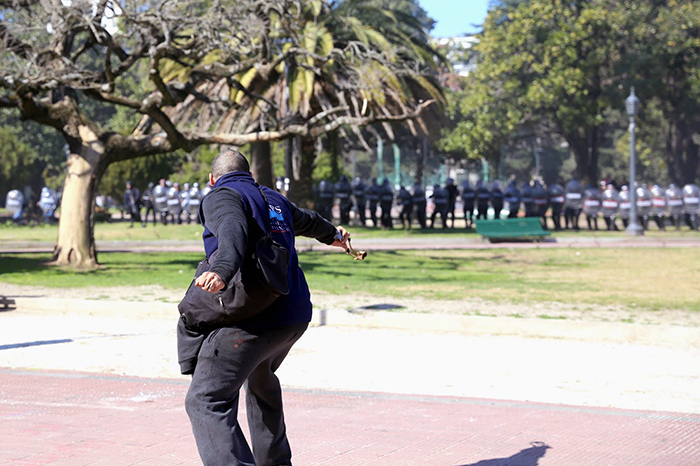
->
<box><xmin>210</xmin><ymin>149</ymin><xmax>250</xmax><ymax>181</ymax></box>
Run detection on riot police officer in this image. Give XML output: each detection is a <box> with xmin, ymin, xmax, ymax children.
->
<box><xmin>491</xmin><ymin>181</ymin><xmax>505</xmax><ymax>220</ymax></box>
<box><xmin>412</xmin><ymin>182</ymin><xmax>427</xmax><ymax>229</ymax></box>
<box><xmin>180</xmin><ymin>182</ymin><xmax>193</xmax><ymax>224</ymax></box>
<box><xmin>335</xmin><ymin>175</ymin><xmax>353</xmax><ymax>225</ymax></box>
<box><xmin>430</xmin><ymin>183</ymin><xmax>448</xmax><ymax>228</ymax></box>
<box><xmin>476</xmin><ymin>181</ymin><xmax>490</xmax><ymax>220</ymax></box>
<box><xmin>636</xmin><ymin>185</ymin><xmax>653</xmax><ymax>230</ymax></box>
<box><xmin>445</xmin><ymin>178</ymin><xmax>459</xmax><ymax>228</ymax></box>
<box><xmin>141</xmin><ymin>182</ymin><xmax>156</xmax><ymax>226</ymax></box>
<box><xmin>5</xmin><ymin>189</ymin><xmax>24</xmax><ymax>224</ymax></box>
<box><xmin>601</xmin><ymin>184</ymin><xmax>620</xmax><ymax>231</ymax></box>
<box><xmin>37</xmin><ymin>187</ymin><xmax>58</xmax><ymax>224</ymax></box>
<box><xmin>187</xmin><ymin>183</ymin><xmax>203</xmax><ymax>224</ymax></box>
<box><xmin>366</xmin><ymin>178</ymin><xmax>381</xmax><ymax>227</ymax></box>
<box><xmin>666</xmin><ymin>184</ymin><xmax>684</xmax><ymax>230</ymax></box>
<box><xmin>167</xmin><ymin>182</ymin><xmax>183</xmax><ymax>224</ymax></box>
<box><xmin>582</xmin><ymin>185</ymin><xmax>602</xmax><ymax>230</ymax></box>
<box><xmin>564</xmin><ymin>179</ymin><xmax>584</xmax><ymax>229</ymax></box>
<box><xmin>352</xmin><ymin>176</ymin><xmax>367</xmax><ymax>226</ymax></box>
<box><xmin>650</xmin><ymin>184</ymin><xmax>667</xmax><ymax>231</ymax></box>
<box><xmin>532</xmin><ymin>180</ymin><xmax>549</xmax><ymax>228</ymax></box>
<box><xmin>682</xmin><ymin>184</ymin><xmax>700</xmax><ymax>230</ymax></box>
<box><xmin>618</xmin><ymin>185</ymin><xmax>632</xmax><ymax>228</ymax></box>
<box><xmin>397</xmin><ymin>186</ymin><xmax>413</xmax><ymax>229</ymax></box>
<box><xmin>521</xmin><ymin>182</ymin><xmax>536</xmax><ymax>218</ymax></box>
<box><xmin>504</xmin><ymin>180</ymin><xmax>520</xmax><ymax>219</ymax></box>
<box><xmin>548</xmin><ymin>182</ymin><xmax>565</xmax><ymax>230</ymax></box>
<box><xmin>123</xmin><ymin>181</ymin><xmax>141</xmax><ymax>227</ymax></box>
<box><xmin>316</xmin><ymin>180</ymin><xmax>334</xmax><ymax>221</ymax></box>
<box><xmin>379</xmin><ymin>179</ymin><xmax>394</xmax><ymax>229</ymax></box>
<box><xmin>153</xmin><ymin>179</ymin><xmax>169</xmax><ymax>225</ymax></box>
<box><xmin>460</xmin><ymin>180</ymin><xmax>476</xmax><ymax>228</ymax></box>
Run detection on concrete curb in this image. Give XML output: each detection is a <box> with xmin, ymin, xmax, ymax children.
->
<box><xmin>12</xmin><ymin>296</ymin><xmax>700</xmax><ymax>347</ymax></box>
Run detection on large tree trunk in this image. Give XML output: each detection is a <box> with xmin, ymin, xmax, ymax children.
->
<box><xmin>328</xmin><ymin>130</ymin><xmax>340</xmax><ymax>181</ymax></box>
<box><xmin>51</xmin><ymin>126</ymin><xmax>104</xmax><ymax>267</ymax></box>
<box><xmin>250</xmin><ymin>140</ymin><xmax>274</xmax><ymax>188</ymax></box>
<box><xmin>566</xmin><ymin>127</ymin><xmax>599</xmax><ymax>186</ymax></box>
<box><xmin>287</xmin><ymin>136</ymin><xmax>316</xmax><ymax>209</ymax></box>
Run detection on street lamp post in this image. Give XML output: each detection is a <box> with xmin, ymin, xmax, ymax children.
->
<box><xmin>625</xmin><ymin>87</ymin><xmax>644</xmax><ymax>236</ymax></box>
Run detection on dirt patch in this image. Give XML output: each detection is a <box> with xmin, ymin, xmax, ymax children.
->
<box><xmin>6</xmin><ymin>283</ymin><xmax>692</xmax><ymax>328</ymax></box>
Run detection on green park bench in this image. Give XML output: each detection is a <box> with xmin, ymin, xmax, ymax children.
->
<box><xmin>475</xmin><ymin>217</ymin><xmax>552</xmax><ymax>243</ymax></box>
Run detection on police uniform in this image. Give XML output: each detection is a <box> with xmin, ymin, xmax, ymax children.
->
<box><xmin>412</xmin><ymin>183</ymin><xmax>427</xmax><ymax>229</ymax></box>
<box><xmin>460</xmin><ymin>181</ymin><xmax>476</xmax><ymax>227</ymax></box>
<box><xmin>366</xmin><ymin>179</ymin><xmax>381</xmax><ymax>227</ymax></box>
<box><xmin>430</xmin><ymin>184</ymin><xmax>448</xmax><ymax>228</ymax></box>
<box><xmin>397</xmin><ymin>186</ymin><xmax>413</xmax><ymax>229</ymax></box>
<box><xmin>123</xmin><ymin>182</ymin><xmax>141</xmax><ymax>227</ymax></box>
<box><xmin>379</xmin><ymin>180</ymin><xmax>394</xmax><ymax>229</ymax></box>
<box><xmin>352</xmin><ymin>177</ymin><xmax>367</xmax><ymax>226</ymax></box>
<box><xmin>445</xmin><ymin>178</ymin><xmax>459</xmax><ymax>228</ymax></box>
<box><xmin>334</xmin><ymin>176</ymin><xmax>352</xmax><ymax>225</ymax></box>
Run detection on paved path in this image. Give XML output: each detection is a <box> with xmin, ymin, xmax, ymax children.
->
<box><xmin>1</xmin><ymin>302</ymin><xmax>699</xmax><ymax>465</ymax></box>
<box><xmin>2</xmin><ymin>234</ymin><xmax>700</xmax><ymax>254</ymax></box>
<box><xmin>2</xmin><ymin>369</ymin><xmax>699</xmax><ymax>466</ymax></box>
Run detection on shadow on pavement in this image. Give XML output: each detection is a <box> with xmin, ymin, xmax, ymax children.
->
<box><xmin>0</xmin><ymin>338</ymin><xmax>73</xmax><ymax>351</ymax></box>
<box><xmin>457</xmin><ymin>442</ymin><xmax>551</xmax><ymax>466</ymax></box>
<box><xmin>0</xmin><ymin>296</ymin><xmax>16</xmax><ymax>312</ymax></box>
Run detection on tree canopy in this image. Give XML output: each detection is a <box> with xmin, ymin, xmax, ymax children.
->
<box><xmin>441</xmin><ymin>0</ymin><xmax>700</xmax><ymax>186</ymax></box>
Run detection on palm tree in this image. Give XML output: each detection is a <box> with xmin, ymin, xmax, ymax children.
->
<box><xmin>166</xmin><ymin>0</ymin><xmax>447</xmax><ymax>206</ymax></box>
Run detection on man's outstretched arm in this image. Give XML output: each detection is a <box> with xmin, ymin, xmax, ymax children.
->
<box><xmin>290</xmin><ymin>203</ymin><xmax>349</xmax><ymax>248</ymax></box>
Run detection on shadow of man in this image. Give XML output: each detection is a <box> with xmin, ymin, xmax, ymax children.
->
<box><xmin>457</xmin><ymin>441</ymin><xmax>551</xmax><ymax>466</ymax></box>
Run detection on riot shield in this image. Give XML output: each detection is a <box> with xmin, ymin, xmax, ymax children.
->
<box><xmin>636</xmin><ymin>186</ymin><xmax>653</xmax><ymax>217</ymax></box>
<box><xmin>187</xmin><ymin>187</ymin><xmax>202</xmax><ymax>215</ymax></box>
<box><xmin>564</xmin><ymin>180</ymin><xmax>584</xmax><ymax>210</ymax></box>
<box><xmin>5</xmin><ymin>189</ymin><xmax>23</xmax><ymax>215</ymax></box>
<box><xmin>38</xmin><ymin>187</ymin><xmax>57</xmax><ymax>215</ymax></box>
<box><xmin>650</xmin><ymin>185</ymin><xmax>667</xmax><ymax>216</ymax></box>
<box><xmin>583</xmin><ymin>188</ymin><xmax>602</xmax><ymax>217</ymax></box>
<box><xmin>532</xmin><ymin>181</ymin><xmax>549</xmax><ymax>217</ymax></box>
<box><xmin>665</xmin><ymin>185</ymin><xmax>684</xmax><ymax>216</ymax></box>
<box><xmin>167</xmin><ymin>187</ymin><xmax>182</xmax><ymax>216</ymax></box>
<box><xmin>179</xmin><ymin>189</ymin><xmax>190</xmax><ymax>212</ymax></box>
<box><xmin>153</xmin><ymin>185</ymin><xmax>169</xmax><ymax>213</ymax></box>
<box><xmin>682</xmin><ymin>184</ymin><xmax>700</xmax><ymax>214</ymax></box>
<box><xmin>548</xmin><ymin>184</ymin><xmax>565</xmax><ymax>206</ymax></box>
<box><xmin>618</xmin><ymin>187</ymin><xmax>631</xmax><ymax>219</ymax></box>
<box><xmin>601</xmin><ymin>187</ymin><xmax>619</xmax><ymax>218</ymax></box>
<box><xmin>504</xmin><ymin>184</ymin><xmax>521</xmax><ymax>213</ymax></box>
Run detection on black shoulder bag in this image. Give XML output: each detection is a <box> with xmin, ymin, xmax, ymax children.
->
<box><xmin>178</xmin><ymin>186</ymin><xmax>290</xmax><ymax>332</ymax></box>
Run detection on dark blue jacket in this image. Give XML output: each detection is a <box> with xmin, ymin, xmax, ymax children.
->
<box><xmin>177</xmin><ymin>171</ymin><xmax>336</xmax><ymax>374</ymax></box>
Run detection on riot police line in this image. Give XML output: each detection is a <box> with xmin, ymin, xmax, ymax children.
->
<box><xmin>4</xmin><ymin>187</ymin><xmax>60</xmax><ymax>225</ymax></box>
<box><xmin>3</xmin><ymin>179</ymin><xmax>213</xmax><ymax>227</ymax></box>
<box><xmin>122</xmin><ymin>179</ymin><xmax>212</xmax><ymax>227</ymax></box>
<box><xmin>6</xmin><ymin>177</ymin><xmax>699</xmax><ymax>232</ymax></box>
<box><xmin>311</xmin><ymin>177</ymin><xmax>700</xmax><ymax>232</ymax></box>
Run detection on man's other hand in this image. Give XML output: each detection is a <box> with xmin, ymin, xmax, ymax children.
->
<box><xmin>331</xmin><ymin>226</ymin><xmax>350</xmax><ymax>249</ymax></box>
<box><xmin>195</xmin><ymin>271</ymin><xmax>225</xmax><ymax>293</ymax></box>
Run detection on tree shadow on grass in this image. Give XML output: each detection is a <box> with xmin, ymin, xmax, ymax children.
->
<box><xmin>456</xmin><ymin>442</ymin><xmax>551</xmax><ymax>466</ymax></box>
<box><xmin>0</xmin><ymin>252</ymin><xmax>199</xmax><ymax>275</ymax></box>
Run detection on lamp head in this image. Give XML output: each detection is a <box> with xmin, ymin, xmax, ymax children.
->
<box><xmin>626</xmin><ymin>87</ymin><xmax>640</xmax><ymax>117</ymax></box>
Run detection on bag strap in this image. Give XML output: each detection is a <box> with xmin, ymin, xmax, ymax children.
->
<box><xmin>254</xmin><ymin>184</ymin><xmax>274</xmax><ymax>238</ymax></box>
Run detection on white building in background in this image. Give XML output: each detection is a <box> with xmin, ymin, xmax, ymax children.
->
<box><xmin>435</xmin><ymin>35</ymin><xmax>479</xmax><ymax>76</ymax></box>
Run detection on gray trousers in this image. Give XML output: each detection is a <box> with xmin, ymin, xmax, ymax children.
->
<box><xmin>185</xmin><ymin>324</ymin><xmax>308</xmax><ymax>466</ymax></box>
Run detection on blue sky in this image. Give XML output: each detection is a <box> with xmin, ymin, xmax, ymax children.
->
<box><xmin>420</xmin><ymin>0</ymin><xmax>490</xmax><ymax>38</ymax></box>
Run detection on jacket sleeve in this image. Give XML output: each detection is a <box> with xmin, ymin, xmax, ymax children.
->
<box><xmin>290</xmin><ymin>203</ymin><xmax>337</xmax><ymax>245</ymax></box>
<box><xmin>200</xmin><ymin>187</ymin><xmax>249</xmax><ymax>283</ymax></box>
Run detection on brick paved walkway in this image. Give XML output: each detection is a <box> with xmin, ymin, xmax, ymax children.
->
<box><xmin>1</xmin><ymin>369</ymin><xmax>699</xmax><ymax>465</ymax></box>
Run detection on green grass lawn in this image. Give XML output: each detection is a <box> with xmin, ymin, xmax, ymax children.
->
<box><xmin>1</xmin><ymin>248</ymin><xmax>698</xmax><ymax>312</ymax></box>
